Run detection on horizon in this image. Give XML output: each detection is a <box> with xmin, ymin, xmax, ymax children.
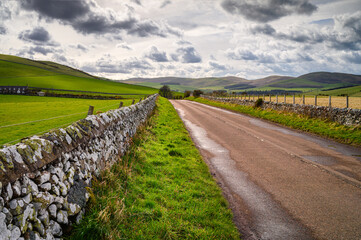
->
<box><xmin>0</xmin><ymin>0</ymin><xmax>360</xmax><ymax>80</ymax></box>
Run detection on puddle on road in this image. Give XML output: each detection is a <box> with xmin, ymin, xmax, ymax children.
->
<box><xmin>174</xmin><ymin>105</ymin><xmax>311</xmax><ymax>240</ymax></box>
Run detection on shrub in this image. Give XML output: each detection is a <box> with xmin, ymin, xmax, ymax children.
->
<box><xmin>254</xmin><ymin>98</ymin><xmax>263</xmax><ymax>108</ymax></box>
<box><xmin>193</xmin><ymin>90</ymin><xmax>204</xmax><ymax>98</ymax></box>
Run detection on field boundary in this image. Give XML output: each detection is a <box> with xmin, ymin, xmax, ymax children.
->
<box><xmin>202</xmin><ymin>95</ymin><xmax>361</xmax><ymax>127</ymax></box>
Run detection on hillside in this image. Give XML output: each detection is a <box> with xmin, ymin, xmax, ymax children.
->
<box><xmin>123</xmin><ymin>72</ymin><xmax>361</xmax><ymax>95</ymax></box>
<box><xmin>0</xmin><ymin>54</ymin><xmax>157</xmax><ymax>95</ymax></box>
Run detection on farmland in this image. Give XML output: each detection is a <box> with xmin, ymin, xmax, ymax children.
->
<box><xmin>0</xmin><ymin>95</ymin><xmax>134</xmax><ymax>145</ymax></box>
<box><xmin>0</xmin><ymin>54</ymin><xmax>158</xmax><ymax>97</ymax></box>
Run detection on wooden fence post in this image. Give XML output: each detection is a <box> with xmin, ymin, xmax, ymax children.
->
<box><xmin>276</xmin><ymin>95</ymin><xmax>278</xmax><ymax>103</ymax></box>
<box><xmin>87</xmin><ymin>106</ymin><xmax>94</xmax><ymax>116</ymax></box>
<box><xmin>302</xmin><ymin>95</ymin><xmax>305</xmax><ymax>105</ymax></box>
<box><xmin>293</xmin><ymin>95</ymin><xmax>295</xmax><ymax>104</ymax></box>
<box><xmin>119</xmin><ymin>101</ymin><xmax>123</xmax><ymax>108</ymax></box>
<box><xmin>346</xmin><ymin>96</ymin><xmax>349</xmax><ymax>108</ymax></box>
<box><xmin>284</xmin><ymin>95</ymin><xmax>286</xmax><ymax>104</ymax></box>
<box><xmin>329</xmin><ymin>96</ymin><xmax>331</xmax><ymax>108</ymax></box>
<box><xmin>315</xmin><ymin>95</ymin><xmax>317</xmax><ymax>106</ymax></box>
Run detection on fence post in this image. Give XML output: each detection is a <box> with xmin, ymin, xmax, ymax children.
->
<box><xmin>293</xmin><ymin>95</ymin><xmax>295</xmax><ymax>104</ymax></box>
<box><xmin>284</xmin><ymin>95</ymin><xmax>286</xmax><ymax>104</ymax></box>
<box><xmin>276</xmin><ymin>95</ymin><xmax>278</xmax><ymax>103</ymax></box>
<box><xmin>87</xmin><ymin>106</ymin><xmax>94</xmax><ymax>116</ymax></box>
<box><xmin>132</xmin><ymin>99</ymin><xmax>135</xmax><ymax>105</ymax></box>
<box><xmin>119</xmin><ymin>101</ymin><xmax>123</xmax><ymax>108</ymax></box>
<box><xmin>253</xmin><ymin>95</ymin><xmax>255</xmax><ymax>101</ymax></box>
<box><xmin>346</xmin><ymin>96</ymin><xmax>349</xmax><ymax>108</ymax></box>
<box><xmin>315</xmin><ymin>95</ymin><xmax>317</xmax><ymax>106</ymax></box>
<box><xmin>329</xmin><ymin>96</ymin><xmax>331</xmax><ymax>108</ymax></box>
<box><xmin>302</xmin><ymin>95</ymin><xmax>305</xmax><ymax>105</ymax></box>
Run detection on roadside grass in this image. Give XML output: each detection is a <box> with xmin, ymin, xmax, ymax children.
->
<box><xmin>68</xmin><ymin>97</ymin><xmax>240</xmax><ymax>240</ymax></box>
<box><xmin>0</xmin><ymin>95</ymin><xmax>134</xmax><ymax>145</ymax></box>
<box><xmin>187</xmin><ymin>97</ymin><xmax>361</xmax><ymax>146</ymax></box>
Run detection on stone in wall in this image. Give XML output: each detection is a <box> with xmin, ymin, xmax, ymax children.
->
<box><xmin>0</xmin><ymin>94</ymin><xmax>158</xmax><ymax>240</ymax></box>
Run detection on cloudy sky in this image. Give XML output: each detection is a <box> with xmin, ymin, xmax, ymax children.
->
<box><xmin>0</xmin><ymin>0</ymin><xmax>360</xmax><ymax>80</ymax></box>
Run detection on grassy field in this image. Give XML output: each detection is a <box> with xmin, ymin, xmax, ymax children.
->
<box><xmin>0</xmin><ymin>95</ymin><xmax>136</xmax><ymax>145</ymax></box>
<box><xmin>188</xmin><ymin>97</ymin><xmax>361</xmax><ymax>146</ymax></box>
<box><xmin>69</xmin><ymin>97</ymin><xmax>240</xmax><ymax>240</ymax></box>
<box><xmin>0</xmin><ymin>54</ymin><xmax>158</xmax><ymax>96</ymax></box>
<box><xmin>311</xmin><ymin>85</ymin><xmax>361</xmax><ymax>97</ymax></box>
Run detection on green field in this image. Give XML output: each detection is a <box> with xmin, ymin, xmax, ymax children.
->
<box><xmin>0</xmin><ymin>95</ymin><xmax>135</xmax><ymax>145</ymax></box>
<box><xmin>69</xmin><ymin>97</ymin><xmax>240</xmax><ymax>239</ymax></box>
<box><xmin>310</xmin><ymin>85</ymin><xmax>361</xmax><ymax>97</ymax></box>
<box><xmin>0</xmin><ymin>54</ymin><xmax>158</xmax><ymax>96</ymax></box>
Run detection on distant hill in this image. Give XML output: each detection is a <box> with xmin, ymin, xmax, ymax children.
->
<box><xmin>123</xmin><ymin>72</ymin><xmax>361</xmax><ymax>95</ymax></box>
<box><xmin>0</xmin><ymin>54</ymin><xmax>157</xmax><ymax>95</ymax></box>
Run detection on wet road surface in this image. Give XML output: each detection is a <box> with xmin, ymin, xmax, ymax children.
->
<box><xmin>170</xmin><ymin>100</ymin><xmax>361</xmax><ymax>240</ymax></box>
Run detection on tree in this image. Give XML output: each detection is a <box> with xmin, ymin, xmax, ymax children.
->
<box><xmin>193</xmin><ymin>90</ymin><xmax>204</xmax><ymax>97</ymax></box>
<box><xmin>159</xmin><ymin>85</ymin><xmax>172</xmax><ymax>98</ymax></box>
<box><xmin>184</xmin><ymin>90</ymin><xmax>191</xmax><ymax>98</ymax></box>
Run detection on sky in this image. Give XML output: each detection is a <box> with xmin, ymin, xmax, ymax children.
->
<box><xmin>0</xmin><ymin>0</ymin><xmax>360</xmax><ymax>80</ymax></box>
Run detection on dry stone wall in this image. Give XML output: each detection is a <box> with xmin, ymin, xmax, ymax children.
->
<box><xmin>0</xmin><ymin>94</ymin><xmax>157</xmax><ymax>240</ymax></box>
<box><xmin>202</xmin><ymin>95</ymin><xmax>361</xmax><ymax>126</ymax></box>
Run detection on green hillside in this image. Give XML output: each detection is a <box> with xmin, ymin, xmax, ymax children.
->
<box><xmin>124</xmin><ymin>72</ymin><xmax>361</xmax><ymax>94</ymax></box>
<box><xmin>0</xmin><ymin>54</ymin><xmax>157</xmax><ymax>95</ymax></box>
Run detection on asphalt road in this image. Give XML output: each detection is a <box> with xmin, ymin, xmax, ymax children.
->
<box><xmin>170</xmin><ymin>100</ymin><xmax>361</xmax><ymax>240</ymax></box>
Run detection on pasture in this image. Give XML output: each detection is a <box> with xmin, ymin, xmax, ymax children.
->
<box><xmin>0</xmin><ymin>95</ymin><xmax>133</xmax><ymax>145</ymax></box>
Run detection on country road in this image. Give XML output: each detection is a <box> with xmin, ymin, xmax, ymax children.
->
<box><xmin>170</xmin><ymin>100</ymin><xmax>361</xmax><ymax>240</ymax></box>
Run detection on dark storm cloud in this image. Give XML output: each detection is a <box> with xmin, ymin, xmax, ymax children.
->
<box><xmin>21</xmin><ymin>0</ymin><xmax>90</xmax><ymax>21</ymax></box>
<box><xmin>209</xmin><ymin>61</ymin><xmax>227</xmax><ymax>70</ymax></box>
<box><xmin>0</xmin><ymin>26</ymin><xmax>7</xmax><ymax>35</ymax></box>
<box><xmin>160</xmin><ymin>0</ymin><xmax>172</xmax><ymax>8</ymax></box>
<box><xmin>71</xmin><ymin>44</ymin><xmax>88</xmax><ymax>52</ymax></box>
<box><xmin>131</xmin><ymin>0</ymin><xmax>142</xmax><ymax>5</ymax></box>
<box><xmin>18</xmin><ymin>27</ymin><xmax>59</xmax><ymax>46</ymax></box>
<box><xmin>19</xmin><ymin>27</ymin><xmax>50</xmax><ymax>42</ymax></box>
<box><xmin>20</xmin><ymin>0</ymin><xmax>180</xmax><ymax>38</ymax></box>
<box><xmin>0</xmin><ymin>2</ymin><xmax>12</xmax><ymax>20</ymax></box>
<box><xmin>29</xmin><ymin>46</ymin><xmax>54</xmax><ymax>55</ymax></box>
<box><xmin>174</xmin><ymin>47</ymin><xmax>202</xmax><ymax>63</ymax></box>
<box><xmin>227</xmin><ymin>49</ymin><xmax>257</xmax><ymax>61</ymax></box>
<box><xmin>221</xmin><ymin>0</ymin><xmax>317</xmax><ymax>22</ymax></box>
<box><xmin>145</xmin><ymin>47</ymin><xmax>169</xmax><ymax>62</ymax></box>
<box><xmin>343</xmin><ymin>52</ymin><xmax>361</xmax><ymax>64</ymax></box>
<box><xmin>127</xmin><ymin>21</ymin><xmax>167</xmax><ymax>37</ymax></box>
<box><xmin>251</xmin><ymin>18</ymin><xmax>361</xmax><ymax>51</ymax></box>
<box><xmin>84</xmin><ymin>57</ymin><xmax>152</xmax><ymax>74</ymax></box>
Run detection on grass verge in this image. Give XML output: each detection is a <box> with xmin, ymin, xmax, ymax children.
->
<box><xmin>187</xmin><ymin>97</ymin><xmax>361</xmax><ymax>146</ymax></box>
<box><xmin>68</xmin><ymin>97</ymin><xmax>240</xmax><ymax>240</ymax></box>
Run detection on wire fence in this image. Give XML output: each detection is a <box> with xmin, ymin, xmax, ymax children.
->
<box><xmin>217</xmin><ymin>94</ymin><xmax>361</xmax><ymax>109</ymax></box>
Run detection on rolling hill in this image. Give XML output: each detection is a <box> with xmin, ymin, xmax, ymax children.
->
<box><xmin>0</xmin><ymin>54</ymin><xmax>157</xmax><ymax>95</ymax></box>
<box><xmin>123</xmin><ymin>72</ymin><xmax>361</xmax><ymax>95</ymax></box>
